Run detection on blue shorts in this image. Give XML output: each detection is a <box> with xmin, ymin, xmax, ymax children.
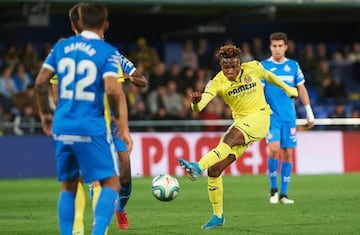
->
<box><xmin>53</xmin><ymin>134</ymin><xmax>119</xmax><ymax>183</ymax></box>
<box><xmin>266</xmin><ymin>118</ymin><xmax>297</xmax><ymax>149</ymax></box>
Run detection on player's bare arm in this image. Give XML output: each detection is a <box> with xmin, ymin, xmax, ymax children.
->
<box><xmin>126</xmin><ymin>70</ymin><xmax>147</xmax><ymax>88</ymax></box>
<box><xmin>297</xmin><ymin>83</ymin><xmax>315</xmax><ymax>128</ymax></box>
<box><xmin>106</xmin><ymin>78</ymin><xmax>133</xmax><ymax>152</ymax></box>
<box><xmin>35</xmin><ymin>67</ymin><xmax>54</xmax><ymax>136</ymax></box>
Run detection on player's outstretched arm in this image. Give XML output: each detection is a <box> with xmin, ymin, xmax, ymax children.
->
<box><xmin>263</xmin><ymin>70</ymin><xmax>298</xmax><ymax>98</ymax></box>
<box><xmin>190</xmin><ymin>91</ymin><xmax>214</xmax><ymax>112</ymax></box>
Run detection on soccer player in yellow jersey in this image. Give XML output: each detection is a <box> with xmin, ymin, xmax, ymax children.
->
<box><xmin>179</xmin><ymin>44</ymin><xmax>298</xmax><ymax>229</ymax></box>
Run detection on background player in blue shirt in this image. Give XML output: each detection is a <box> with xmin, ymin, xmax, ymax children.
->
<box><xmin>62</xmin><ymin>3</ymin><xmax>147</xmax><ymax>232</ymax></box>
<box><xmin>35</xmin><ymin>3</ymin><xmax>131</xmax><ymax>234</ymax></box>
<box><xmin>261</xmin><ymin>32</ymin><xmax>315</xmax><ymax>204</ymax></box>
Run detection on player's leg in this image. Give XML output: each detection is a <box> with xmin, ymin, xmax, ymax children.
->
<box><xmin>266</xmin><ymin>119</ymin><xmax>281</xmax><ymax>204</ymax></box>
<box><xmin>180</xmin><ymin>113</ymin><xmax>269</xmax><ymax>180</ymax></box>
<box><xmin>58</xmin><ymin>179</ymin><xmax>78</xmax><ymax>235</ymax></box>
<box><xmin>115</xmin><ymin>150</ymin><xmax>132</xmax><ymax>230</ymax></box>
<box><xmin>73</xmin><ymin>180</ymin><xmax>85</xmax><ymax>235</ymax></box>
<box><xmin>179</xmin><ymin>126</ymin><xmax>242</xmax><ymax>180</ymax></box>
<box><xmin>278</xmin><ymin>121</ymin><xmax>297</xmax><ymax>204</ymax></box>
<box><xmin>54</xmin><ymin>141</ymin><xmax>79</xmax><ymax>235</ymax></box>
<box><xmin>201</xmin><ymin>154</ymin><xmax>235</xmax><ymax>229</ymax></box>
<box><xmin>202</xmin><ymin>144</ymin><xmax>247</xmax><ymax>229</ymax></box>
<box><xmin>74</xmin><ymin>135</ymin><xmax>120</xmax><ymax>235</ymax></box>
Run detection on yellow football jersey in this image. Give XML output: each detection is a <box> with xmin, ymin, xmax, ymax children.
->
<box><xmin>202</xmin><ymin>61</ymin><xmax>272</xmax><ymax>119</ymax></box>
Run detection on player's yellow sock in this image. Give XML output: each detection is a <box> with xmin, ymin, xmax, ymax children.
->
<box><xmin>199</xmin><ymin>142</ymin><xmax>232</xmax><ymax>170</ymax></box>
<box><xmin>73</xmin><ymin>182</ymin><xmax>85</xmax><ymax>235</ymax></box>
<box><xmin>207</xmin><ymin>176</ymin><xmax>223</xmax><ymax>218</ymax></box>
<box><xmin>92</xmin><ymin>184</ymin><xmax>102</xmax><ymax>212</ymax></box>
<box><xmin>92</xmin><ymin>184</ymin><xmax>109</xmax><ymax>235</ymax></box>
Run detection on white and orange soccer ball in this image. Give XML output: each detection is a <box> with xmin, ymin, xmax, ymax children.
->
<box><xmin>151</xmin><ymin>174</ymin><xmax>180</xmax><ymax>202</ymax></box>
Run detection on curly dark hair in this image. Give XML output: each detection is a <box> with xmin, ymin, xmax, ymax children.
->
<box><xmin>216</xmin><ymin>44</ymin><xmax>241</xmax><ymax>59</ymax></box>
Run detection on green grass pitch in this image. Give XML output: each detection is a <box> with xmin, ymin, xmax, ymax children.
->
<box><xmin>0</xmin><ymin>174</ymin><xmax>359</xmax><ymax>235</ymax></box>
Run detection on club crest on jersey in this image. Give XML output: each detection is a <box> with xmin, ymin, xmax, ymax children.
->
<box><xmin>244</xmin><ymin>76</ymin><xmax>252</xmax><ymax>83</ymax></box>
<box><xmin>284</xmin><ymin>65</ymin><xmax>291</xmax><ymax>72</ymax></box>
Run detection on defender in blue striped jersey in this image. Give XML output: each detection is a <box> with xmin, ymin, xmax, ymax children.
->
<box><xmin>261</xmin><ymin>32</ymin><xmax>315</xmax><ymax>204</ymax></box>
<box><xmin>35</xmin><ymin>3</ymin><xmax>131</xmax><ymax>235</ymax></box>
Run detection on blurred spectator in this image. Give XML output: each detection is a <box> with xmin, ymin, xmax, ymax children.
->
<box><xmin>286</xmin><ymin>39</ymin><xmax>300</xmax><ymax>61</ymax></box>
<box><xmin>299</xmin><ymin>43</ymin><xmax>319</xmax><ymax>84</ymax></box>
<box><xmin>13</xmin><ymin>62</ymin><xmax>33</xmax><ymax>92</ymax></box>
<box><xmin>19</xmin><ymin>41</ymin><xmax>39</xmax><ymax>77</ymax></box>
<box><xmin>196</xmin><ymin>38</ymin><xmax>212</xmax><ymax>71</ymax></box>
<box><xmin>181</xmin><ymin>38</ymin><xmax>198</xmax><ymax>70</ymax></box>
<box><xmin>177</xmin><ymin>66</ymin><xmax>195</xmax><ymax>94</ymax></box>
<box><xmin>327</xmin><ymin>101</ymin><xmax>347</xmax><ymax>130</ymax></box>
<box><xmin>240</xmin><ymin>41</ymin><xmax>254</xmax><ymax>62</ymax></box>
<box><xmin>3</xmin><ymin>44</ymin><xmax>19</xmax><ymax>67</ymax></box>
<box><xmin>0</xmin><ymin>65</ymin><xmax>18</xmax><ymax>112</ymax></box>
<box><xmin>163</xmin><ymin>80</ymin><xmax>183</xmax><ymax>120</ymax></box>
<box><xmin>315</xmin><ymin>42</ymin><xmax>331</xmax><ymax>61</ymax></box>
<box><xmin>147</xmin><ymin>61</ymin><xmax>167</xmax><ymax>92</ymax></box>
<box><xmin>129</xmin><ymin>37</ymin><xmax>160</xmax><ymax>76</ymax></box>
<box><xmin>251</xmin><ymin>37</ymin><xmax>268</xmax><ymax>61</ymax></box>
<box><xmin>347</xmin><ymin>106</ymin><xmax>360</xmax><ymax>131</ymax></box>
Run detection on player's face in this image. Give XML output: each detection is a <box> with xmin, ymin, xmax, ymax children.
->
<box><xmin>270</xmin><ymin>40</ymin><xmax>288</xmax><ymax>62</ymax></box>
<box><xmin>220</xmin><ymin>57</ymin><xmax>241</xmax><ymax>81</ymax></box>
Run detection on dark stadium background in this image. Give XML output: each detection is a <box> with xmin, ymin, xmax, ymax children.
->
<box><xmin>1</xmin><ymin>1</ymin><xmax>360</xmax><ymax>56</ymax></box>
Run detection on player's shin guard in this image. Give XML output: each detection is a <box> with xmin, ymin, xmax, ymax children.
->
<box><xmin>199</xmin><ymin>143</ymin><xmax>232</xmax><ymax>170</ymax></box>
<box><xmin>58</xmin><ymin>191</ymin><xmax>75</xmax><ymax>235</ymax></box>
<box><xmin>207</xmin><ymin>176</ymin><xmax>223</xmax><ymax>218</ymax></box>
<box><xmin>268</xmin><ymin>158</ymin><xmax>279</xmax><ymax>190</ymax></box>
<box><xmin>73</xmin><ymin>182</ymin><xmax>85</xmax><ymax>232</ymax></box>
<box><xmin>117</xmin><ymin>184</ymin><xmax>132</xmax><ymax>212</ymax></box>
<box><xmin>93</xmin><ymin>187</ymin><xmax>117</xmax><ymax>235</ymax></box>
<box><xmin>280</xmin><ymin>162</ymin><xmax>292</xmax><ymax>195</ymax></box>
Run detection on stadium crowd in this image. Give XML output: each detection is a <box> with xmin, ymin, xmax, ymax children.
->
<box><xmin>0</xmin><ymin>37</ymin><xmax>360</xmax><ymax>135</ymax></box>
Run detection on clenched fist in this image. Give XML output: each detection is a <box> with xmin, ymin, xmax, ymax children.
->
<box><xmin>191</xmin><ymin>91</ymin><xmax>202</xmax><ymax>104</ymax></box>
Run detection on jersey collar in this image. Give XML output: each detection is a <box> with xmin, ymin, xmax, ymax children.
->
<box><xmin>80</xmin><ymin>30</ymin><xmax>101</xmax><ymax>40</ymax></box>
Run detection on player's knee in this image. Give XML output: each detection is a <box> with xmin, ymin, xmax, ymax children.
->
<box><xmin>207</xmin><ymin>166</ymin><xmax>222</xmax><ymax>177</ymax></box>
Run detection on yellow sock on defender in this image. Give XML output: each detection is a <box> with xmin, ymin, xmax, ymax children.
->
<box><xmin>207</xmin><ymin>176</ymin><xmax>224</xmax><ymax>217</ymax></box>
<box><xmin>91</xmin><ymin>184</ymin><xmax>109</xmax><ymax>235</ymax></box>
<box><xmin>92</xmin><ymin>184</ymin><xmax>102</xmax><ymax>212</ymax></box>
<box><xmin>199</xmin><ymin>142</ymin><xmax>232</xmax><ymax>170</ymax></box>
<box><xmin>73</xmin><ymin>182</ymin><xmax>85</xmax><ymax>234</ymax></box>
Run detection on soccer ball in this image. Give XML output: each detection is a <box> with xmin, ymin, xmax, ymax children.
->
<box><xmin>151</xmin><ymin>174</ymin><xmax>180</xmax><ymax>202</ymax></box>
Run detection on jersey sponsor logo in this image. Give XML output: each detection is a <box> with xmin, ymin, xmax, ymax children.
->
<box><xmin>227</xmin><ymin>82</ymin><xmax>257</xmax><ymax>96</ymax></box>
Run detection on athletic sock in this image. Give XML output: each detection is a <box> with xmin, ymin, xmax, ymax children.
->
<box><xmin>268</xmin><ymin>158</ymin><xmax>279</xmax><ymax>190</ymax></box>
<box><xmin>207</xmin><ymin>176</ymin><xmax>223</xmax><ymax>218</ymax></box>
<box><xmin>280</xmin><ymin>161</ymin><xmax>292</xmax><ymax>196</ymax></box>
<box><xmin>199</xmin><ymin>142</ymin><xmax>232</xmax><ymax>170</ymax></box>
<box><xmin>58</xmin><ymin>191</ymin><xmax>75</xmax><ymax>235</ymax></box>
<box><xmin>92</xmin><ymin>184</ymin><xmax>102</xmax><ymax>212</ymax></box>
<box><xmin>117</xmin><ymin>184</ymin><xmax>132</xmax><ymax>212</ymax></box>
<box><xmin>93</xmin><ymin>187</ymin><xmax>117</xmax><ymax>235</ymax></box>
<box><xmin>73</xmin><ymin>182</ymin><xmax>85</xmax><ymax>232</ymax></box>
